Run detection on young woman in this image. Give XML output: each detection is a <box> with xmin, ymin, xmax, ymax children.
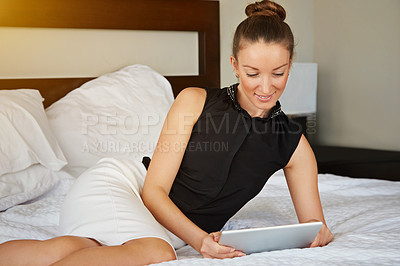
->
<box><xmin>0</xmin><ymin>1</ymin><xmax>332</xmax><ymax>265</ymax></box>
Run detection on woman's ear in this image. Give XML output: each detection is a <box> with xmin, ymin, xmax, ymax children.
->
<box><xmin>230</xmin><ymin>56</ymin><xmax>239</xmax><ymax>78</ymax></box>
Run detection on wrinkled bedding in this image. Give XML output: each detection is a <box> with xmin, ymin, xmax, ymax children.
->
<box><xmin>1</xmin><ymin>170</ymin><xmax>399</xmax><ymax>265</ymax></box>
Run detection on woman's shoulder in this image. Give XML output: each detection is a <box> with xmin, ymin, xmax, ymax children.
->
<box><xmin>173</xmin><ymin>86</ymin><xmax>230</xmax><ymax>119</ymax></box>
<box><xmin>176</xmin><ymin>87</ymin><xmax>207</xmax><ymax>103</ymax></box>
<box><xmin>175</xmin><ymin>86</ymin><xmax>226</xmax><ymax>110</ymax></box>
<box><xmin>169</xmin><ymin>87</ymin><xmax>207</xmax><ymax>123</ymax></box>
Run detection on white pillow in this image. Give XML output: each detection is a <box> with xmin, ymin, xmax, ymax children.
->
<box><xmin>46</xmin><ymin>65</ymin><xmax>174</xmax><ymax>177</ymax></box>
<box><xmin>0</xmin><ymin>164</ymin><xmax>59</xmax><ymax>211</ymax></box>
<box><xmin>0</xmin><ymin>89</ymin><xmax>67</xmax><ymax>176</ymax></box>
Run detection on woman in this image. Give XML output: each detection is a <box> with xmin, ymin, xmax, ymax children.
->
<box><xmin>0</xmin><ymin>1</ymin><xmax>332</xmax><ymax>265</ymax></box>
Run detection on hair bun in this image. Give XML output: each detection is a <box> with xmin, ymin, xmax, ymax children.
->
<box><xmin>245</xmin><ymin>0</ymin><xmax>286</xmax><ymax>21</ymax></box>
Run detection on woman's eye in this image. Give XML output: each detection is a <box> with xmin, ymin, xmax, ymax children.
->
<box><xmin>246</xmin><ymin>73</ymin><xmax>258</xmax><ymax>77</ymax></box>
<box><xmin>273</xmin><ymin>73</ymin><xmax>284</xmax><ymax>77</ymax></box>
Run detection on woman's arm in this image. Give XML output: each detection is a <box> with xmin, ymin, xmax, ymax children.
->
<box><xmin>283</xmin><ymin>135</ymin><xmax>333</xmax><ymax>247</ymax></box>
<box><xmin>142</xmin><ymin>88</ymin><xmax>245</xmax><ymax>258</ymax></box>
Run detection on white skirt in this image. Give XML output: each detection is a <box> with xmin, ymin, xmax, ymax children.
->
<box><xmin>59</xmin><ymin>157</ymin><xmax>185</xmax><ymax>252</ymax></box>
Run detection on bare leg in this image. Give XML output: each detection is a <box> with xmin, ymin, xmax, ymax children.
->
<box><xmin>0</xmin><ymin>236</ymin><xmax>99</xmax><ymax>266</ymax></box>
<box><xmin>52</xmin><ymin>237</ymin><xmax>176</xmax><ymax>266</ymax></box>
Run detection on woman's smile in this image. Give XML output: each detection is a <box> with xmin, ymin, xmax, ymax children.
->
<box><xmin>254</xmin><ymin>91</ymin><xmax>276</xmax><ymax>102</ymax></box>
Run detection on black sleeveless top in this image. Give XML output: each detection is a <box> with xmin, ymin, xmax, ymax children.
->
<box><xmin>168</xmin><ymin>84</ymin><xmax>302</xmax><ymax>233</ymax></box>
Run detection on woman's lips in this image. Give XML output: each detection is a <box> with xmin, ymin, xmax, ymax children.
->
<box><xmin>255</xmin><ymin>92</ymin><xmax>275</xmax><ymax>102</ymax></box>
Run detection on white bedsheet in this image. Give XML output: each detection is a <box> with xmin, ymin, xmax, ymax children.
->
<box><xmin>1</xmin><ymin>170</ymin><xmax>399</xmax><ymax>265</ymax></box>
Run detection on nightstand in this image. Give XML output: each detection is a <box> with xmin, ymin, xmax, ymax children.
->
<box><xmin>311</xmin><ymin>145</ymin><xmax>400</xmax><ymax>181</ymax></box>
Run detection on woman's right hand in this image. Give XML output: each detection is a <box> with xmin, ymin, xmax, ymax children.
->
<box><xmin>199</xmin><ymin>232</ymin><xmax>246</xmax><ymax>259</ymax></box>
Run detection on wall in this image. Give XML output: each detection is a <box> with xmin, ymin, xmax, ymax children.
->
<box><xmin>0</xmin><ymin>28</ymin><xmax>198</xmax><ymax>78</ymax></box>
<box><xmin>314</xmin><ymin>0</ymin><xmax>400</xmax><ymax>151</ymax></box>
<box><xmin>219</xmin><ymin>0</ymin><xmax>247</xmax><ymax>87</ymax></box>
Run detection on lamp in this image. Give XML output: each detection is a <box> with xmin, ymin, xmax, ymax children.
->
<box><xmin>280</xmin><ymin>62</ymin><xmax>318</xmax><ymax>116</ymax></box>
<box><xmin>279</xmin><ymin>62</ymin><xmax>318</xmax><ymax>138</ymax></box>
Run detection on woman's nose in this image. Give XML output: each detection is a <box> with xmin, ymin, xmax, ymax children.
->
<box><xmin>260</xmin><ymin>77</ymin><xmax>271</xmax><ymax>93</ymax></box>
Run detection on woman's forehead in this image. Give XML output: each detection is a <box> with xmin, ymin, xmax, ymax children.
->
<box><xmin>237</xmin><ymin>41</ymin><xmax>290</xmax><ymax>68</ymax></box>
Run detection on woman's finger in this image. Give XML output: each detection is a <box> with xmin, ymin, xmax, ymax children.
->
<box><xmin>216</xmin><ymin>244</ymin><xmax>245</xmax><ymax>259</ymax></box>
<box><xmin>310</xmin><ymin>236</ymin><xmax>320</xmax><ymax>248</ymax></box>
<box><xmin>310</xmin><ymin>225</ymin><xmax>333</xmax><ymax>248</ymax></box>
<box><xmin>220</xmin><ymin>250</ymin><xmax>246</xmax><ymax>259</ymax></box>
<box><xmin>211</xmin><ymin>231</ymin><xmax>221</xmax><ymax>242</ymax></box>
<box><xmin>201</xmin><ymin>232</ymin><xmax>246</xmax><ymax>259</ymax></box>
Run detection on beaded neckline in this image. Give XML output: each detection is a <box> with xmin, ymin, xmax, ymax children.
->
<box><xmin>227</xmin><ymin>83</ymin><xmax>282</xmax><ymax>120</ymax></box>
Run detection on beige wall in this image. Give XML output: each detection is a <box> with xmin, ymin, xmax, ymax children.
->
<box><xmin>219</xmin><ymin>0</ymin><xmax>248</xmax><ymax>87</ymax></box>
<box><xmin>221</xmin><ymin>0</ymin><xmax>400</xmax><ymax>151</ymax></box>
<box><xmin>0</xmin><ymin>28</ymin><xmax>198</xmax><ymax>78</ymax></box>
<box><xmin>314</xmin><ymin>0</ymin><xmax>400</xmax><ymax>151</ymax></box>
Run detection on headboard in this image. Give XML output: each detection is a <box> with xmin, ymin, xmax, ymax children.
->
<box><xmin>0</xmin><ymin>0</ymin><xmax>220</xmax><ymax>107</ymax></box>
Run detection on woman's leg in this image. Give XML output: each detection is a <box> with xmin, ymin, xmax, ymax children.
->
<box><xmin>0</xmin><ymin>236</ymin><xmax>99</xmax><ymax>266</ymax></box>
<box><xmin>52</xmin><ymin>237</ymin><xmax>176</xmax><ymax>266</ymax></box>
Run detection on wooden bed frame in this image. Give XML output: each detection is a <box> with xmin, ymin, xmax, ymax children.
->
<box><xmin>0</xmin><ymin>0</ymin><xmax>220</xmax><ymax>107</ymax></box>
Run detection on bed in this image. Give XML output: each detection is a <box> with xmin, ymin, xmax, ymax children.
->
<box><xmin>1</xmin><ymin>0</ymin><xmax>399</xmax><ymax>265</ymax></box>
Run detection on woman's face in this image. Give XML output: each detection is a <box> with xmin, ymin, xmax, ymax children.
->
<box><xmin>231</xmin><ymin>41</ymin><xmax>291</xmax><ymax>118</ymax></box>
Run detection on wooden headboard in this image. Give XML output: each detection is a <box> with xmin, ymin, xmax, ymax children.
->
<box><xmin>0</xmin><ymin>0</ymin><xmax>220</xmax><ymax>107</ymax></box>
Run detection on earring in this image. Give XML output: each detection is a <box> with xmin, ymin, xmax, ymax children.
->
<box><xmin>235</xmin><ymin>73</ymin><xmax>239</xmax><ymax>79</ymax></box>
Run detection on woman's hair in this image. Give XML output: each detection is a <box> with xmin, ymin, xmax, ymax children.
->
<box><xmin>232</xmin><ymin>0</ymin><xmax>294</xmax><ymax>60</ymax></box>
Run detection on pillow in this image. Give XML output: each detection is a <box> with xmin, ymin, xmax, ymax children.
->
<box><xmin>0</xmin><ymin>89</ymin><xmax>67</xmax><ymax>176</ymax></box>
<box><xmin>0</xmin><ymin>164</ymin><xmax>59</xmax><ymax>211</ymax></box>
<box><xmin>46</xmin><ymin>64</ymin><xmax>174</xmax><ymax>177</ymax></box>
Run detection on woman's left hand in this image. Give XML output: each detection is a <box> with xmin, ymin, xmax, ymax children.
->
<box><xmin>310</xmin><ymin>223</ymin><xmax>333</xmax><ymax>247</ymax></box>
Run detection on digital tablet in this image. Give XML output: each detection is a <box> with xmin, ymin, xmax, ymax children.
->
<box><xmin>219</xmin><ymin>222</ymin><xmax>323</xmax><ymax>254</ymax></box>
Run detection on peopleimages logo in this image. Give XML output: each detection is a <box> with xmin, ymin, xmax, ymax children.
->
<box><xmin>80</xmin><ymin>111</ymin><xmax>305</xmax><ymax>140</ymax></box>
<box><xmin>81</xmin><ymin>112</ymin><xmax>162</xmax><ymax>136</ymax></box>
<box><xmin>194</xmin><ymin>113</ymin><xmax>304</xmax><ymax>135</ymax></box>
<box><xmin>155</xmin><ymin>141</ymin><xmax>229</xmax><ymax>153</ymax></box>
<box><xmin>81</xmin><ymin>140</ymin><xmax>158</xmax><ymax>154</ymax></box>
<box><xmin>81</xmin><ymin>140</ymin><xmax>229</xmax><ymax>154</ymax></box>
